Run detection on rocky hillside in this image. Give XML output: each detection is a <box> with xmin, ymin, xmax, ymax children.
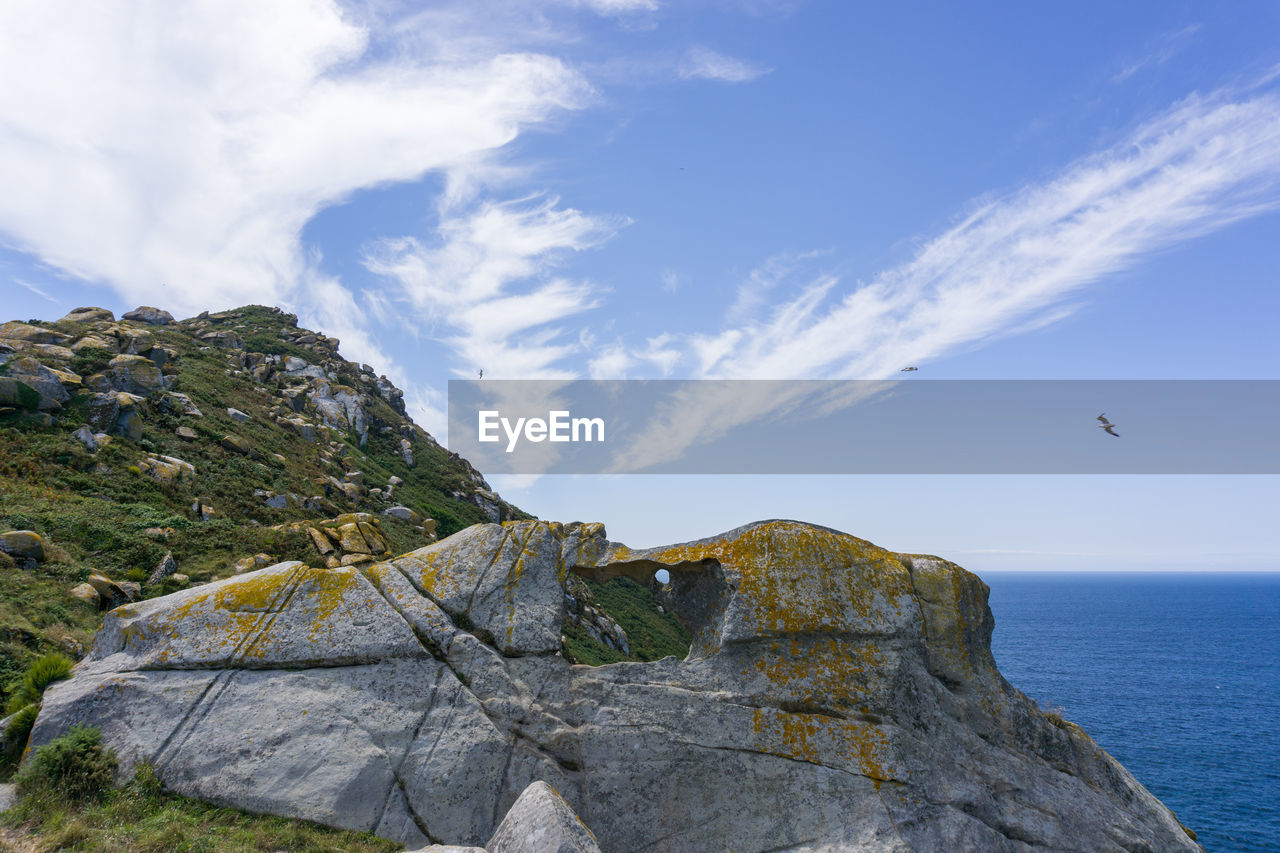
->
<box><xmin>0</xmin><ymin>304</ymin><xmax>523</xmax><ymax>701</ymax></box>
<box><xmin>27</xmin><ymin>519</ymin><xmax>1201</xmax><ymax>852</ymax></box>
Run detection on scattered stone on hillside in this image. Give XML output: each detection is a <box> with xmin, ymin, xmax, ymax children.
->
<box><xmin>200</xmin><ymin>329</ymin><xmax>244</xmax><ymax>349</ymax></box>
<box><xmin>382</xmin><ymin>505</ymin><xmax>421</xmax><ymax>524</ymax></box>
<box><xmin>388</xmin><ymin>475</ymin><xmax>403</xmax><ymax>487</ymax></box>
<box><xmin>147</xmin><ymin>553</ymin><xmax>178</xmax><ymax>584</ymax></box>
<box><xmin>0</xmin><ymin>530</ymin><xmax>46</xmax><ymax>566</ymax></box>
<box><xmin>0</xmin><ymin>321</ymin><xmax>72</xmax><ymax>346</ymax></box>
<box><xmin>0</xmin><ymin>376</ymin><xmax>41</xmax><ymax>411</ymax></box>
<box><xmin>274</xmin><ymin>513</ymin><xmax>399</xmax><ymax>568</ymax></box>
<box><xmin>227</xmin><ymin>407</ymin><xmax>250</xmax><ymax>423</ymax></box>
<box><xmin>69</xmin><ymin>583</ymin><xmax>99</xmax><ymax>605</ymax></box>
<box><xmin>175</xmin><ymin>425</ymin><xmax>198</xmax><ymax>441</ymax></box>
<box><xmin>72</xmin><ymin>425</ymin><xmax>98</xmax><ymax>452</ymax></box>
<box><xmin>4</xmin><ymin>357</ymin><xmax>69</xmax><ymax>410</ymax></box>
<box><xmin>107</xmin><ymin>354</ymin><xmax>166</xmax><ymax>395</ymax></box>
<box><xmin>306</xmin><ymin>380</ymin><xmax>369</xmax><ymax>445</ymax></box>
<box><xmin>220</xmin><ymin>434</ymin><xmax>252</xmax><ymax>455</ymax></box>
<box><xmin>86</xmin><ymin>391</ymin><xmax>146</xmax><ymax>440</ymax></box>
<box><xmin>564</xmin><ymin>574</ymin><xmax>630</xmax><ymax>658</ymax></box>
<box><xmin>485</xmin><ymin>781</ymin><xmax>603</xmax><ymax>853</ymax></box>
<box><xmin>400</xmin><ymin>437</ymin><xmax>415</xmax><ymax>468</ymax></box>
<box><xmin>122</xmin><ymin>306</ymin><xmax>174</xmax><ymax>325</ymax></box>
<box><xmin>49</xmin><ymin>367</ymin><xmax>82</xmax><ymax>391</ymax></box>
<box><xmin>118</xmin><ymin>581</ymin><xmax>142</xmax><ymax>601</ymax></box>
<box><xmin>71</xmin><ymin>333</ymin><xmax>118</xmax><ymax>353</ymax></box>
<box><xmin>158</xmin><ymin>392</ymin><xmax>203</xmax><ymax>417</ymax></box>
<box><xmin>171</xmin><ymin>573</ymin><xmax>189</xmax><ymax>585</ymax></box>
<box><xmin>115</xmin><ymin>326</ymin><xmax>155</xmax><ymax>354</ymax></box>
<box><xmin>232</xmin><ymin>553</ymin><xmax>274</xmax><ymax>575</ymax></box>
<box><xmin>86</xmin><ymin>572</ymin><xmax>137</xmax><ymax>609</ymax></box>
<box><xmin>139</xmin><ymin>455</ymin><xmax>196</xmax><ymax>484</ymax></box>
<box><xmin>144</xmin><ymin>527</ymin><xmax>175</xmax><ymax>541</ymax></box>
<box><xmin>60</xmin><ymin>307</ymin><xmax>115</xmax><ymax>324</ymax></box>
<box><xmin>191</xmin><ymin>501</ymin><xmax>218</xmax><ymax>521</ymax></box>
<box><xmin>277</xmin><ymin>415</ymin><xmax>317</xmax><ymax>442</ymax></box>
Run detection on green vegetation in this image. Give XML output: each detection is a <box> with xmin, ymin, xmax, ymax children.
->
<box><xmin>0</xmin><ymin>304</ymin><xmax>527</xmax><ymax>715</ymax></box>
<box><xmin>1</xmin><ymin>653</ymin><xmax>74</xmax><ymax>778</ymax></box>
<box><xmin>562</xmin><ymin>575</ymin><xmax>691</xmax><ymax>666</ymax></box>
<box><xmin>13</xmin><ymin>724</ymin><xmax>117</xmax><ymax>803</ymax></box>
<box><xmin>5</xmin><ymin>652</ymin><xmax>72</xmax><ymax>715</ymax></box>
<box><xmin>2</xmin><ymin>730</ymin><xmax>399</xmax><ymax>852</ymax></box>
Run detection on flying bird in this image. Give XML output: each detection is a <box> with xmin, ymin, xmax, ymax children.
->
<box><xmin>478</xmin><ymin>369</ymin><xmax>484</xmax><ymax>380</ymax></box>
<box><xmin>1097</xmin><ymin>413</ymin><xmax>1119</xmax><ymax>437</ymax></box>
<box><xmin>900</xmin><ymin>366</ymin><xmax>918</xmax><ymax>372</ymax></box>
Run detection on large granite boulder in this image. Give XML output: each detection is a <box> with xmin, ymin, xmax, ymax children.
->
<box><xmin>29</xmin><ymin>520</ymin><xmax>1202</xmax><ymax>852</ymax></box>
<box><xmin>60</xmin><ymin>307</ymin><xmax>115</xmax><ymax>324</ymax></box>
<box><xmin>122</xmin><ymin>306</ymin><xmax>175</xmax><ymax>325</ymax></box>
<box><xmin>2</xmin><ymin>356</ymin><xmax>69</xmax><ymax>409</ymax></box>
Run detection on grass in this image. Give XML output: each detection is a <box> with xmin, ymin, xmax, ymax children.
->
<box><xmin>2</xmin><ymin>730</ymin><xmax>399</xmax><ymax>853</ymax></box>
<box><xmin>562</xmin><ymin>575</ymin><xmax>691</xmax><ymax>666</ymax></box>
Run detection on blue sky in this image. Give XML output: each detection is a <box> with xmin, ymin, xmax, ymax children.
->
<box><xmin>2</xmin><ymin>0</ymin><xmax>1278</xmax><ymax>568</ymax></box>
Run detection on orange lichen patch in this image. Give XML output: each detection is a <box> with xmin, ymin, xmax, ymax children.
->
<box><xmin>608</xmin><ymin>521</ymin><xmax>916</xmax><ymax>639</ymax></box>
<box><xmin>746</xmin><ymin>637</ymin><xmax>891</xmax><ymax>706</ymax></box>
<box><xmin>108</xmin><ymin>563</ymin><xmax>417</xmax><ymax>669</ymax></box>
<box><xmin>750</xmin><ymin>705</ymin><xmax>894</xmax><ymax>786</ymax></box>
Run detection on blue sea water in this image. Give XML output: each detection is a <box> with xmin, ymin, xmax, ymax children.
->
<box><xmin>987</xmin><ymin>573</ymin><xmax>1280</xmax><ymax>852</ymax></box>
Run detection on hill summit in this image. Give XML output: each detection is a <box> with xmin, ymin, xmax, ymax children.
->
<box><xmin>0</xmin><ymin>304</ymin><xmax>520</xmax><ymax>690</ymax></box>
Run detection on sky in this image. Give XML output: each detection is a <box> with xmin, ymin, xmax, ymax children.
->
<box><xmin>2</xmin><ymin>0</ymin><xmax>1278</xmax><ymax>569</ymax></box>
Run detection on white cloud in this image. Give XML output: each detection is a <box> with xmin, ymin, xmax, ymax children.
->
<box><xmin>693</xmin><ymin>83</ymin><xmax>1280</xmax><ymax>380</ymax></box>
<box><xmin>567</xmin><ymin>0</ymin><xmax>660</xmax><ymax>13</ymax></box>
<box><xmin>603</xmin><ymin>80</ymin><xmax>1280</xmax><ymax>469</ymax></box>
<box><xmin>363</xmin><ymin>196</ymin><xmax>622</xmax><ymax>377</ymax></box>
<box><xmin>0</xmin><ymin>0</ymin><xmax>591</xmax><ymax>330</ymax></box>
<box><xmin>12</xmin><ymin>278</ymin><xmax>58</xmax><ymax>303</ymax></box>
<box><xmin>660</xmin><ymin>269</ymin><xmax>680</xmax><ymax>293</ymax></box>
<box><xmin>1114</xmin><ymin>23</ymin><xmax>1202</xmax><ymax>83</ymax></box>
<box><xmin>679</xmin><ymin>47</ymin><xmax>768</xmax><ymax>83</ymax></box>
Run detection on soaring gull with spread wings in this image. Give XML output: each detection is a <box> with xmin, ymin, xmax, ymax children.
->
<box><xmin>1097</xmin><ymin>413</ymin><xmax>1120</xmax><ymax>437</ymax></box>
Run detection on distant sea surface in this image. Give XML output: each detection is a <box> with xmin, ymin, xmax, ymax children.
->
<box><xmin>987</xmin><ymin>573</ymin><xmax>1280</xmax><ymax>852</ymax></box>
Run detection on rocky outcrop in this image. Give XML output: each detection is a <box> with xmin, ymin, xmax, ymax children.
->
<box><xmin>122</xmin><ymin>306</ymin><xmax>175</xmax><ymax>325</ymax></box>
<box><xmin>29</xmin><ymin>520</ymin><xmax>1200</xmax><ymax>851</ymax></box>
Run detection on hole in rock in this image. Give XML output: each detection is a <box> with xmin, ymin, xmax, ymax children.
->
<box><xmin>563</xmin><ymin>558</ymin><xmax>729</xmax><ymax>666</ymax></box>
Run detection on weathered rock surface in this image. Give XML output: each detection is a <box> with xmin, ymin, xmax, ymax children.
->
<box><xmin>122</xmin><ymin>306</ymin><xmax>175</xmax><ymax>325</ymax></box>
<box><xmin>30</xmin><ymin>520</ymin><xmax>1202</xmax><ymax>852</ymax></box>
<box><xmin>3</xmin><ymin>357</ymin><xmax>69</xmax><ymax>410</ymax></box>
<box><xmin>486</xmin><ymin>781</ymin><xmax>602</xmax><ymax>853</ymax></box>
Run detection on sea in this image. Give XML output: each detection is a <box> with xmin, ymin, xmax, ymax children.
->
<box><xmin>987</xmin><ymin>573</ymin><xmax>1280</xmax><ymax>852</ymax></box>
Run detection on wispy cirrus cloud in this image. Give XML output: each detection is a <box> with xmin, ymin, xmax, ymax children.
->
<box><xmin>1113</xmin><ymin>23</ymin><xmax>1202</xmax><ymax>83</ymax></box>
<box><xmin>689</xmin><ymin>79</ymin><xmax>1280</xmax><ymax>380</ymax></box>
<box><xmin>679</xmin><ymin>46</ymin><xmax>769</xmax><ymax>82</ymax></box>
<box><xmin>595</xmin><ymin>76</ymin><xmax>1280</xmax><ymax>467</ymax></box>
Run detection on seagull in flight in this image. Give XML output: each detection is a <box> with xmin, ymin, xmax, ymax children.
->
<box><xmin>1097</xmin><ymin>413</ymin><xmax>1120</xmax><ymax>437</ymax></box>
<box><xmin>478</xmin><ymin>369</ymin><xmax>484</xmax><ymax>380</ymax></box>
<box><xmin>900</xmin><ymin>366</ymin><xmax>918</xmax><ymax>372</ymax></box>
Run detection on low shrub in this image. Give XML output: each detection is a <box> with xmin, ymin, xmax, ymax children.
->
<box><xmin>4</xmin><ymin>652</ymin><xmax>73</xmax><ymax>716</ymax></box>
<box><xmin>13</xmin><ymin>724</ymin><xmax>118</xmax><ymax>802</ymax></box>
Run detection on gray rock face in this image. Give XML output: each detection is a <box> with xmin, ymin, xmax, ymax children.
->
<box><xmin>30</xmin><ymin>520</ymin><xmax>1202</xmax><ymax>852</ymax></box>
<box><xmin>61</xmin><ymin>306</ymin><xmax>115</xmax><ymax>323</ymax></box>
<box><xmin>122</xmin><ymin>306</ymin><xmax>175</xmax><ymax>325</ymax></box>
<box><xmin>486</xmin><ymin>781</ymin><xmax>602</xmax><ymax>853</ymax></box>
<box><xmin>4</xmin><ymin>356</ymin><xmax>69</xmax><ymax>410</ymax></box>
